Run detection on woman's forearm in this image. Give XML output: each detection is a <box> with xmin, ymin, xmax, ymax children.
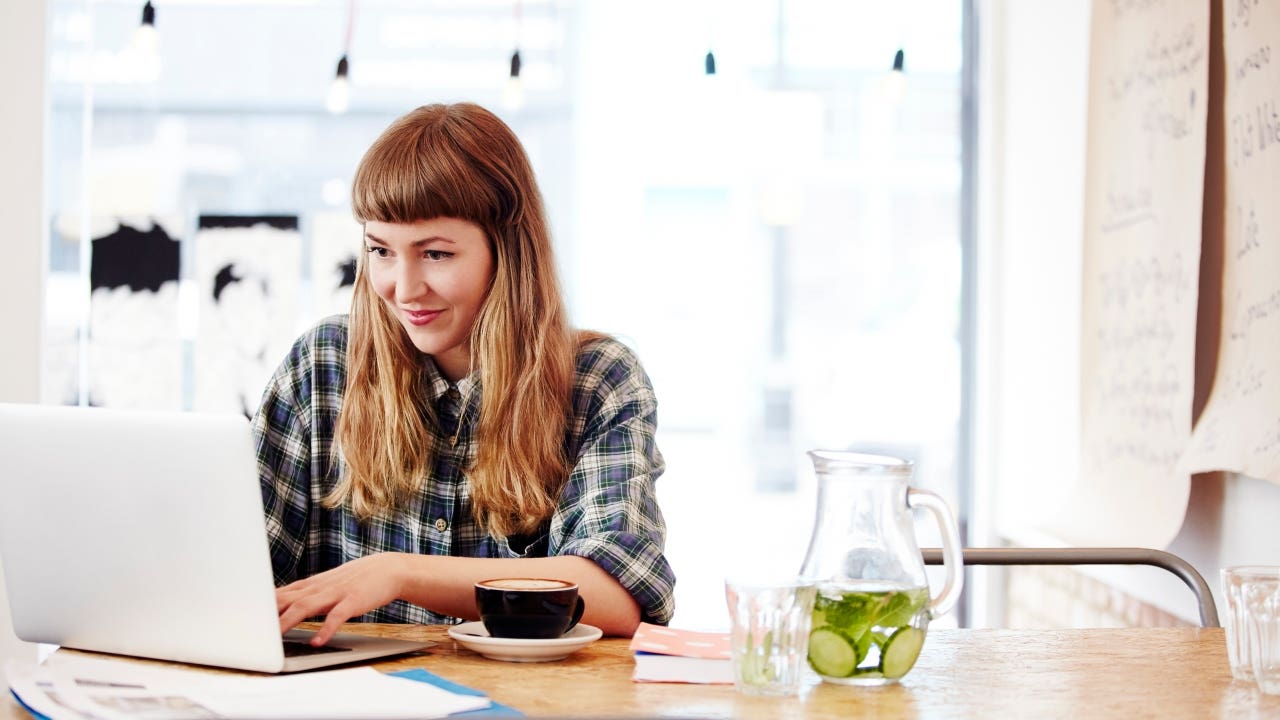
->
<box><xmin>395</xmin><ymin>554</ymin><xmax>642</xmax><ymax>637</ymax></box>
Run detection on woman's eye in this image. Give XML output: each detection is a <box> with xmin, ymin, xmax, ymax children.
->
<box><xmin>425</xmin><ymin>250</ymin><xmax>452</xmax><ymax>261</ymax></box>
<box><xmin>365</xmin><ymin>245</ymin><xmax>390</xmax><ymax>258</ymax></box>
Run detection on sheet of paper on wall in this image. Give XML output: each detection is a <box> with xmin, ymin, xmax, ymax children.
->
<box><xmin>1178</xmin><ymin>0</ymin><xmax>1280</xmax><ymax>484</ymax></box>
<box><xmin>1067</xmin><ymin>0</ymin><xmax>1209</xmax><ymax>548</ymax></box>
<box><xmin>191</xmin><ymin>215</ymin><xmax>301</xmax><ymax>419</ymax></box>
<box><xmin>311</xmin><ymin>211</ymin><xmax>361</xmax><ymax>320</ymax></box>
<box><xmin>4</xmin><ymin>655</ymin><xmax>492</xmax><ymax>720</ymax></box>
<box><xmin>629</xmin><ymin>623</ymin><xmax>732</xmax><ymax>684</ymax></box>
<box><xmin>75</xmin><ymin>215</ymin><xmax>185</xmax><ymax>410</ymax></box>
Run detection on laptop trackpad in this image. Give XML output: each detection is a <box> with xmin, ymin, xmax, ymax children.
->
<box><xmin>279</xmin><ymin>628</ymin><xmax>433</xmax><ymax>672</ymax></box>
<box><xmin>282</xmin><ymin>639</ymin><xmax>353</xmax><ymax>657</ymax></box>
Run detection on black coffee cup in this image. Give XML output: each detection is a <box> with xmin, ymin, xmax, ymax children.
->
<box><xmin>475</xmin><ymin>578</ymin><xmax>586</xmax><ymax>639</ymax></box>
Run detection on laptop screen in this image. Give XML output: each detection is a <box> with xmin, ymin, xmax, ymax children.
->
<box><xmin>0</xmin><ymin>404</ymin><xmax>287</xmax><ymax>671</ymax></box>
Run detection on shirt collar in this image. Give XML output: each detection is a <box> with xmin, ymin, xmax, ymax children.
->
<box><xmin>421</xmin><ymin>356</ymin><xmax>480</xmax><ymax>403</ymax></box>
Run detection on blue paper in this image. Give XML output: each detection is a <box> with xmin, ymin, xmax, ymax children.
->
<box><xmin>388</xmin><ymin>669</ymin><xmax>523</xmax><ymax>717</ymax></box>
<box><xmin>9</xmin><ymin>689</ymin><xmax>48</xmax><ymax>720</ymax></box>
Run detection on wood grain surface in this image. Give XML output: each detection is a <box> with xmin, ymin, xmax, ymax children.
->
<box><xmin>6</xmin><ymin>626</ymin><xmax>1278</xmax><ymax>718</ymax></box>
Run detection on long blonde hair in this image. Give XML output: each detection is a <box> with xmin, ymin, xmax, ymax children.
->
<box><xmin>330</xmin><ymin>103</ymin><xmax>576</xmax><ymax>539</ymax></box>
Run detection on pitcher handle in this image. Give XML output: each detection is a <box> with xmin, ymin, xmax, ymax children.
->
<box><xmin>907</xmin><ymin>487</ymin><xmax>964</xmax><ymax>618</ymax></box>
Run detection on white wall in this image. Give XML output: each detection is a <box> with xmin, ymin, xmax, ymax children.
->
<box><xmin>980</xmin><ymin>0</ymin><xmax>1280</xmax><ymax>625</ymax></box>
<box><xmin>0</xmin><ymin>0</ymin><xmax>46</xmax><ymax>663</ymax></box>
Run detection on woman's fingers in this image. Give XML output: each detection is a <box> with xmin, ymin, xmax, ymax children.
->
<box><xmin>277</xmin><ymin>588</ymin><xmax>335</xmax><ymax>635</ymax></box>
<box><xmin>312</xmin><ymin>600</ymin><xmax>360</xmax><ymax>646</ymax></box>
<box><xmin>275</xmin><ymin>581</ymin><xmax>311</xmax><ymax>612</ymax></box>
<box><xmin>273</xmin><ymin>553</ymin><xmax>407</xmax><ymax>643</ymax></box>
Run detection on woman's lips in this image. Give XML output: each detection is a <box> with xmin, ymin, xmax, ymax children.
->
<box><xmin>403</xmin><ymin>309</ymin><xmax>443</xmax><ymax>326</ymax></box>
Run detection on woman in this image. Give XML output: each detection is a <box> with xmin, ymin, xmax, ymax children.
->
<box><xmin>253</xmin><ymin>103</ymin><xmax>674</xmax><ymax>646</ymax></box>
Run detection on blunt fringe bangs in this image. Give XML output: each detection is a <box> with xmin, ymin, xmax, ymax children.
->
<box><xmin>351</xmin><ymin>103</ymin><xmax>528</xmax><ymax>232</ymax></box>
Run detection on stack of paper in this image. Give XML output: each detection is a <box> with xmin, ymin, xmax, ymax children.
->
<box><xmin>628</xmin><ymin>623</ymin><xmax>732</xmax><ymax>684</ymax></box>
<box><xmin>5</xmin><ymin>655</ymin><xmax>494</xmax><ymax>720</ymax></box>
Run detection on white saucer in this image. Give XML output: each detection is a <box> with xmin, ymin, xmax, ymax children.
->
<box><xmin>447</xmin><ymin>621</ymin><xmax>603</xmax><ymax>662</ymax></box>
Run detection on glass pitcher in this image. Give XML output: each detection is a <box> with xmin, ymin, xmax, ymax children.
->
<box><xmin>799</xmin><ymin>450</ymin><xmax>963</xmax><ymax>685</ymax></box>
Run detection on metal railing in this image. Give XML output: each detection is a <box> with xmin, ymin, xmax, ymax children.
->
<box><xmin>921</xmin><ymin>547</ymin><xmax>1220</xmax><ymax>628</ymax></box>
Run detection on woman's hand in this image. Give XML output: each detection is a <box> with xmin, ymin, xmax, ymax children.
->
<box><xmin>276</xmin><ymin>553</ymin><xmax>410</xmax><ymax>646</ymax></box>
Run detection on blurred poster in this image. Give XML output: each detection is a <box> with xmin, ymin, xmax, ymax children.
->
<box><xmin>85</xmin><ymin>216</ymin><xmax>183</xmax><ymax>410</ymax></box>
<box><xmin>192</xmin><ymin>215</ymin><xmax>301</xmax><ymax>417</ymax></box>
<box><xmin>1180</xmin><ymin>2</ymin><xmax>1280</xmax><ymax>483</ymax></box>
<box><xmin>1071</xmin><ymin>0</ymin><xmax>1209</xmax><ymax>546</ymax></box>
<box><xmin>311</xmin><ymin>211</ymin><xmax>361</xmax><ymax>320</ymax></box>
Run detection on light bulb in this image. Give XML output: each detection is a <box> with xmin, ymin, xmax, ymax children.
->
<box><xmin>503</xmin><ymin>75</ymin><xmax>525</xmax><ymax>110</ymax></box>
<box><xmin>130</xmin><ymin>23</ymin><xmax>158</xmax><ymax>55</ymax></box>
<box><xmin>326</xmin><ymin>55</ymin><xmax>350</xmax><ymax>114</ymax></box>
<box><xmin>327</xmin><ymin>77</ymin><xmax>350</xmax><ymax>114</ymax></box>
<box><xmin>880</xmin><ymin>70</ymin><xmax>905</xmax><ymax>106</ymax></box>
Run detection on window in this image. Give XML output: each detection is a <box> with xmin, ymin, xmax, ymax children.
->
<box><xmin>45</xmin><ymin>0</ymin><xmax>968</xmax><ymax>630</ymax></box>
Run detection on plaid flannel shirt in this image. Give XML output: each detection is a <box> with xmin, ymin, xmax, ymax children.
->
<box><xmin>252</xmin><ymin>315</ymin><xmax>675</xmax><ymax>625</ymax></box>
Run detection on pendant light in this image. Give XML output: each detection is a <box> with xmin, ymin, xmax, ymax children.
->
<box><xmin>503</xmin><ymin>0</ymin><xmax>525</xmax><ymax>109</ymax></box>
<box><xmin>131</xmin><ymin>1</ymin><xmax>157</xmax><ymax>54</ymax></box>
<box><xmin>326</xmin><ymin>55</ymin><xmax>351</xmax><ymax>114</ymax></box>
<box><xmin>125</xmin><ymin>1</ymin><xmax>161</xmax><ymax>82</ymax></box>
<box><xmin>326</xmin><ymin>0</ymin><xmax>356</xmax><ymax>114</ymax></box>
<box><xmin>882</xmin><ymin>47</ymin><xmax>906</xmax><ymax>106</ymax></box>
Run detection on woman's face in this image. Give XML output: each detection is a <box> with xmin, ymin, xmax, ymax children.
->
<box><xmin>363</xmin><ymin>218</ymin><xmax>495</xmax><ymax>382</ymax></box>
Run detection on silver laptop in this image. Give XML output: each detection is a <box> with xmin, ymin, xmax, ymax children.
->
<box><xmin>0</xmin><ymin>403</ymin><xmax>431</xmax><ymax>673</ymax></box>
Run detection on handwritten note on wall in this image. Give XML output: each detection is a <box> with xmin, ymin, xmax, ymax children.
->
<box><xmin>1180</xmin><ymin>0</ymin><xmax>1280</xmax><ymax>483</ymax></box>
<box><xmin>1067</xmin><ymin>0</ymin><xmax>1209</xmax><ymax>546</ymax></box>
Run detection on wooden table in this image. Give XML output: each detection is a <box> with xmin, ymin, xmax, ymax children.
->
<box><xmin>6</xmin><ymin>626</ymin><xmax>1280</xmax><ymax>718</ymax></box>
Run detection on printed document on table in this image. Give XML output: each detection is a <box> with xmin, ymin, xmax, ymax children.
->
<box><xmin>5</xmin><ymin>655</ymin><xmax>492</xmax><ymax>720</ymax></box>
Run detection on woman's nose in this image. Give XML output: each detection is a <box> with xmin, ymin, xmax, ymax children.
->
<box><xmin>394</xmin><ymin>263</ymin><xmax>428</xmax><ymax>304</ymax></box>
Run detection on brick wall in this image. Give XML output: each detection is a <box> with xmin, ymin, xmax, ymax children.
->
<box><xmin>1004</xmin><ymin>565</ymin><xmax>1192</xmax><ymax>628</ymax></box>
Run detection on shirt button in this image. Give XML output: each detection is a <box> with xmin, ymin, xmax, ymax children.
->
<box><xmin>446</xmin><ymin>387</ymin><xmax>461</xmax><ymax>401</ymax></box>
<box><xmin>435</xmin><ymin>518</ymin><xmax>449</xmax><ymax>532</ymax></box>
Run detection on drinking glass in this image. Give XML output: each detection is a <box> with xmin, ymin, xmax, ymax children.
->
<box><xmin>1222</xmin><ymin>566</ymin><xmax>1280</xmax><ymax>681</ymax></box>
<box><xmin>1243</xmin><ymin>578</ymin><xmax>1280</xmax><ymax>695</ymax></box>
<box><xmin>724</xmin><ymin>577</ymin><xmax>817</xmax><ymax>696</ymax></box>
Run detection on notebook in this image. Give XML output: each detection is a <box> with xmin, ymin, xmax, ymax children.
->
<box><xmin>0</xmin><ymin>403</ymin><xmax>432</xmax><ymax>673</ymax></box>
<box><xmin>629</xmin><ymin>623</ymin><xmax>732</xmax><ymax>684</ymax></box>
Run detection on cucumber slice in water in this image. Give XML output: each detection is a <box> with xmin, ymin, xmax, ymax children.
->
<box><xmin>879</xmin><ymin>626</ymin><xmax>925</xmax><ymax>678</ymax></box>
<box><xmin>808</xmin><ymin>627</ymin><xmax>860</xmax><ymax>677</ymax></box>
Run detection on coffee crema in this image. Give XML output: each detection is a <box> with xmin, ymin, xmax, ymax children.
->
<box><xmin>478</xmin><ymin>578</ymin><xmax>574</xmax><ymax>591</ymax></box>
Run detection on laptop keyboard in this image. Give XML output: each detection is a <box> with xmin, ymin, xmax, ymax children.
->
<box><xmin>282</xmin><ymin>640</ymin><xmax>353</xmax><ymax>657</ymax></box>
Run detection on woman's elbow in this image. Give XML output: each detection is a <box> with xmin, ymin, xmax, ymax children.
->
<box><xmin>584</xmin><ymin>591</ymin><xmax>641</xmax><ymax>637</ymax></box>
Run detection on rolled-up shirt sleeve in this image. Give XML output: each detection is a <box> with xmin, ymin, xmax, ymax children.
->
<box><xmin>551</xmin><ymin>339</ymin><xmax>676</xmax><ymax>625</ymax></box>
<box><xmin>251</xmin><ymin>327</ymin><xmax>323</xmax><ymax>586</ymax></box>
